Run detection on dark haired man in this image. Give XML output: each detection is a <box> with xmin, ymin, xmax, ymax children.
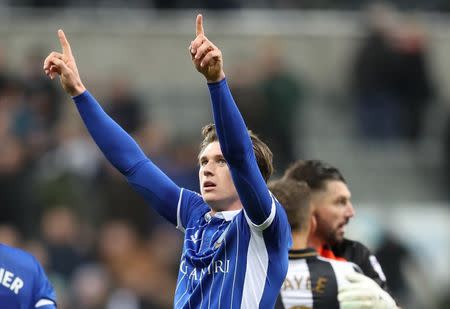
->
<box><xmin>270</xmin><ymin>178</ymin><xmax>363</xmax><ymax>309</ymax></box>
<box><xmin>283</xmin><ymin>160</ymin><xmax>397</xmax><ymax>309</ymax></box>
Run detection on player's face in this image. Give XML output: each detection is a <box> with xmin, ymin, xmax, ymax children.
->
<box><xmin>198</xmin><ymin>141</ymin><xmax>240</xmax><ymax>212</ymax></box>
<box><xmin>311</xmin><ymin>180</ymin><xmax>355</xmax><ymax>245</ymax></box>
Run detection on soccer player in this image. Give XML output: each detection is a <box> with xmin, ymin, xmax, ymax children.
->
<box><xmin>283</xmin><ymin>160</ymin><xmax>397</xmax><ymax>309</ymax></box>
<box><xmin>43</xmin><ymin>14</ymin><xmax>291</xmax><ymax>308</ymax></box>
<box><xmin>270</xmin><ymin>178</ymin><xmax>397</xmax><ymax>309</ymax></box>
<box><xmin>269</xmin><ymin>178</ymin><xmax>360</xmax><ymax>309</ymax></box>
<box><xmin>0</xmin><ymin>243</ymin><xmax>57</xmax><ymax>308</ymax></box>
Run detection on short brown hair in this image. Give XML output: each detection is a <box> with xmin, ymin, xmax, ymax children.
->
<box><xmin>268</xmin><ymin>178</ymin><xmax>311</xmax><ymax>231</ymax></box>
<box><xmin>199</xmin><ymin>123</ymin><xmax>274</xmax><ymax>182</ymax></box>
<box><xmin>283</xmin><ymin>160</ymin><xmax>346</xmax><ymax>191</ymax></box>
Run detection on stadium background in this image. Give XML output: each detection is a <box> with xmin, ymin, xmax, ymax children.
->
<box><xmin>0</xmin><ymin>1</ymin><xmax>449</xmax><ymax>308</ymax></box>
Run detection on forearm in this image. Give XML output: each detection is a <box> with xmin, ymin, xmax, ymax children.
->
<box><xmin>73</xmin><ymin>90</ymin><xmax>182</xmax><ymax>222</ymax></box>
<box><xmin>208</xmin><ymin>79</ymin><xmax>272</xmax><ymax>225</ymax></box>
<box><xmin>208</xmin><ymin>79</ymin><xmax>252</xmax><ymax>160</ymax></box>
<box><xmin>73</xmin><ymin>90</ymin><xmax>147</xmax><ymax>175</ymax></box>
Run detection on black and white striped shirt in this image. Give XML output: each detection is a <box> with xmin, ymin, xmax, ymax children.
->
<box><xmin>279</xmin><ymin>248</ymin><xmax>361</xmax><ymax>309</ymax></box>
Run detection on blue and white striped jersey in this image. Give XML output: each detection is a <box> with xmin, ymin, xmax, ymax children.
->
<box><xmin>73</xmin><ymin>79</ymin><xmax>291</xmax><ymax>308</ymax></box>
<box><xmin>0</xmin><ymin>244</ymin><xmax>56</xmax><ymax>309</ymax></box>
<box><xmin>174</xmin><ymin>189</ymin><xmax>290</xmax><ymax>309</ymax></box>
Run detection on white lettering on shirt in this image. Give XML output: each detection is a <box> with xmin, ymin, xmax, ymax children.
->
<box><xmin>0</xmin><ymin>268</ymin><xmax>24</xmax><ymax>294</ymax></box>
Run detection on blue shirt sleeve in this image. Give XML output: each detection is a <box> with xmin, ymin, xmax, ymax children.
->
<box><xmin>207</xmin><ymin>79</ymin><xmax>273</xmax><ymax>226</ymax></box>
<box><xmin>177</xmin><ymin>189</ymin><xmax>209</xmax><ymax>232</ymax></box>
<box><xmin>73</xmin><ymin>91</ymin><xmax>181</xmax><ymax>224</ymax></box>
<box><xmin>32</xmin><ymin>256</ymin><xmax>57</xmax><ymax>308</ymax></box>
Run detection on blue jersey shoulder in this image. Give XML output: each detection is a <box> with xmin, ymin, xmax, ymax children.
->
<box><xmin>0</xmin><ymin>244</ymin><xmax>57</xmax><ymax>308</ymax></box>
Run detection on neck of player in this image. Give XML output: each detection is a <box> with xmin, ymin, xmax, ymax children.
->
<box><xmin>291</xmin><ymin>230</ymin><xmax>309</xmax><ymax>250</ymax></box>
<box><xmin>208</xmin><ymin>199</ymin><xmax>242</xmax><ymax>216</ymax></box>
<box><xmin>307</xmin><ymin>233</ymin><xmax>326</xmax><ymax>251</ymax></box>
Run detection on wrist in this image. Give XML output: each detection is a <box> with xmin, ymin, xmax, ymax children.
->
<box><xmin>70</xmin><ymin>83</ymin><xmax>86</xmax><ymax>97</ymax></box>
<box><xmin>207</xmin><ymin>71</ymin><xmax>226</xmax><ymax>83</ymax></box>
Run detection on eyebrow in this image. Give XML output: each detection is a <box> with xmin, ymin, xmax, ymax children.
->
<box><xmin>335</xmin><ymin>194</ymin><xmax>351</xmax><ymax>201</ymax></box>
<box><xmin>198</xmin><ymin>153</ymin><xmax>225</xmax><ymax>162</ymax></box>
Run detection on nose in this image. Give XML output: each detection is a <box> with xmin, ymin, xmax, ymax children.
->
<box><xmin>202</xmin><ymin>161</ymin><xmax>214</xmax><ymax>176</ymax></box>
<box><xmin>345</xmin><ymin>202</ymin><xmax>355</xmax><ymax>218</ymax></box>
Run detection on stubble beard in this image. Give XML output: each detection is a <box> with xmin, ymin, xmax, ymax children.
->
<box><xmin>316</xmin><ymin>221</ymin><xmax>343</xmax><ymax>246</ymax></box>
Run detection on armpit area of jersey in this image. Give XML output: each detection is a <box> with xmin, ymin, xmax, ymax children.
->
<box><xmin>329</xmin><ymin>238</ymin><xmax>388</xmax><ymax>291</ymax></box>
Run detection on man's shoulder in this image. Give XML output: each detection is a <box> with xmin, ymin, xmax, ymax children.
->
<box><xmin>332</xmin><ymin>238</ymin><xmax>388</xmax><ymax>289</ymax></box>
<box><xmin>0</xmin><ymin>244</ymin><xmax>36</xmax><ymax>263</ymax></box>
<box><xmin>0</xmin><ymin>244</ymin><xmax>41</xmax><ymax>277</ymax></box>
<box><xmin>317</xmin><ymin>254</ymin><xmax>363</xmax><ymax>274</ymax></box>
<box><xmin>181</xmin><ymin>189</ymin><xmax>210</xmax><ymax>213</ymax></box>
<box><xmin>332</xmin><ymin>238</ymin><xmax>373</xmax><ymax>261</ymax></box>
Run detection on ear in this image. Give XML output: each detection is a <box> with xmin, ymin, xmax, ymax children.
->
<box><xmin>305</xmin><ymin>213</ymin><xmax>317</xmax><ymax>247</ymax></box>
<box><xmin>309</xmin><ymin>214</ymin><xmax>317</xmax><ymax>235</ymax></box>
<box><xmin>310</xmin><ymin>199</ymin><xmax>319</xmax><ymax>216</ymax></box>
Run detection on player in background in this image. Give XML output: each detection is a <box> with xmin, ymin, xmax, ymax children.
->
<box><xmin>269</xmin><ymin>178</ymin><xmax>362</xmax><ymax>309</ymax></box>
<box><xmin>43</xmin><ymin>14</ymin><xmax>291</xmax><ymax>308</ymax></box>
<box><xmin>283</xmin><ymin>160</ymin><xmax>398</xmax><ymax>309</ymax></box>
<box><xmin>0</xmin><ymin>243</ymin><xmax>57</xmax><ymax>308</ymax></box>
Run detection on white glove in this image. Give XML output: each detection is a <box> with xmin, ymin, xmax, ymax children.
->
<box><xmin>338</xmin><ymin>272</ymin><xmax>397</xmax><ymax>309</ymax></box>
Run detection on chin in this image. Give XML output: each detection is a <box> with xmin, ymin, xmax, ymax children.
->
<box><xmin>326</xmin><ymin>232</ymin><xmax>344</xmax><ymax>246</ymax></box>
<box><xmin>333</xmin><ymin>234</ymin><xmax>345</xmax><ymax>244</ymax></box>
<box><xmin>202</xmin><ymin>194</ymin><xmax>220</xmax><ymax>206</ymax></box>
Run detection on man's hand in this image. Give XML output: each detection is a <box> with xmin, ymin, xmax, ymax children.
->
<box><xmin>338</xmin><ymin>272</ymin><xmax>397</xmax><ymax>309</ymax></box>
<box><xmin>43</xmin><ymin>29</ymin><xmax>86</xmax><ymax>96</ymax></box>
<box><xmin>189</xmin><ymin>14</ymin><xmax>225</xmax><ymax>83</ymax></box>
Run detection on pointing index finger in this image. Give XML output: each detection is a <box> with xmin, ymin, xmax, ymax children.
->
<box><xmin>58</xmin><ymin>29</ymin><xmax>72</xmax><ymax>56</ymax></box>
<box><xmin>196</xmin><ymin>14</ymin><xmax>204</xmax><ymax>36</ymax></box>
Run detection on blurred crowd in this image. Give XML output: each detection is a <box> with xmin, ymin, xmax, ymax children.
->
<box><xmin>350</xmin><ymin>4</ymin><xmax>450</xmax><ymax>197</ymax></box>
<box><xmin>0</xmin><ymin>3</ymin><xmax>449</xmax><ymax>309</ymax></box>
<box><xmin>0</xmin><ymin>45</ymin><xmax>202</xmax><ymax>308</ymax></box>
<box><xmin>0</xmin><ymin>0</ymin><xmax>449</xmax><ymax>11</ymax></box>
<box><xmin>351</xmin><ymin>4</ymin><xmax>434</xmax><ymax>142</ymax></box>
<box><xmin>229</xmin><ymin>41</ymin><xmax>305</xmax><ymax>173</ymax></box>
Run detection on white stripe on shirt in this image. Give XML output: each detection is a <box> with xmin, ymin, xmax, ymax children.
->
<box><xmin>35</xmin><ymin>299</ymin><xmax>55</xmax><ymax>308</ymax></box>
<box><xmin>244</xmin><ymin>196</ymin><xmax>276</xmax><ymax>231</ymax></box>
<box><xmin>241</xmin><ymin>226</ymin><xmax>269</xmax><ymax>308</ymax></box>
<box><xmin>281</xmin><ymin>259</ymin><xmax>313</xmax><ymax>308</ymax></box>
<box><xmin>319</xmin><ymin>257</ymin><xmax>356</xmax><ymax>290</ymax></box>
<box><xmin>176</xmin><ymin>188</ymin><xmax>185</xmax><ymax>232</ymax></box>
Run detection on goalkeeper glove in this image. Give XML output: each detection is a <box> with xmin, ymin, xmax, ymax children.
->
<box><xmin>338</xmin><ymin>272</ymin><xmax>397</xmax><ymax>309</ymax></box>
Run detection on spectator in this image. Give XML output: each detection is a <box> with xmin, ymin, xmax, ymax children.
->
<box><xmin>351</xmin><ymin>4</ymin><xmax>434</xmax><ymax>142</ymax></box>
<box><xmin>104</xmin><ymin>76</ymin><xmax>145</xmax><ymax>134</ymax></box>
<box><xmin>231</xmin><ymin>41</ymin><xmax>304</xmax><ymax>172</ymax></box>
<box><xmin>375</xmin><ymin>231</ymin><xmax>414</xmax><ymax>307</ymax></box>
<box><xmin>41</xmin><ymin>207</ymin><xmax>85</xmax><ymax>281</ymax></box>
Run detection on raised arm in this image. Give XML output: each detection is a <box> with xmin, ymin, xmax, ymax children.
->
<box><xmin>190</xmin><ymin>15</ymin><xmax>273</xmax><ymax>226</ymax></box>
<box><xmin>43</xmin><ymin>30</ymin><xmax>181</xmax><ymax>223</ymax></box>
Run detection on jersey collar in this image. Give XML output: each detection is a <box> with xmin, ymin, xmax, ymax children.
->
<box><xmin>205</xmin><ymin>209</ymin><xmax>242</xmax><ymax>222</ymax></box>
<box><xmin>288</xmin><ymin>247</ymin><xmax>318</xmax><ymax>259</ymax></box>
